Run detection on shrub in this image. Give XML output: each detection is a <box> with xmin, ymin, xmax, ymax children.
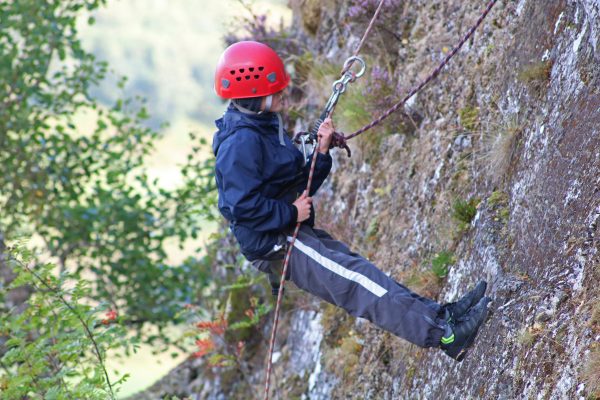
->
<box><xmin>452</xmin><ymin>197</ymin><xmax>479</xmax><ymax>232</ymax></box>
<box><xmin>459</xmin><ymin>106</ymin><xmax>480</xmax><ymax>131</ymax></box>
<box><xmin>0</xmin><ymin>242</ymin><xmax>135</xmax><ymax>399</ymax></box>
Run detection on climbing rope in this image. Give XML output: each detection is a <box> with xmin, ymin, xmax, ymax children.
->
<box><xmin>343</xmin><ymin>0</ymin><xmax>387</xmax><ymax>74</ymax></box>
<box><xmin>344</xmin><ymin>0</ymin><xmax>499</xmax><ymax>141</ymax></box>
<box><xmin>263</xmin><ymin>2</ymin><xmax>383</xmax><ymax>393</ymax></box>
<box><xmin>264</xmin><ymin>0</ymin><xmax>499</xmax><ymax>398</ymax></box>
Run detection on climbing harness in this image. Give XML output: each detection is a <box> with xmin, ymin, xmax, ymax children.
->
<box><xmin>263</xmin><ymin>0</ymin><xmax>499</xmax><ymax>398</ymax></box>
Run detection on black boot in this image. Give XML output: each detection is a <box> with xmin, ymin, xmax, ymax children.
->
<box><xmin>441</xmin><ymin>280</ymin><xmax>487</xmax><ymax>323</ymax></box>
<box><xmin>440</xmin><ymin>296</ymin><xmax>491</xmax><ymax>361</ymax></box>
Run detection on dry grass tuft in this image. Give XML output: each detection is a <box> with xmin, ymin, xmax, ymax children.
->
<box><xmin>476</xmin><ymin>116</ymin><xmax>523</xmax><ymax>183</ymax></box>
<box><xmin>400</xmin><ymin>268</ymin><xmax>443</xmax><ymax>299</ymax></box>
<box><xmin>517</xmin><ymin>326</ymin><xmax>541</xmax><ymax>347</ymax></box>
<box><xmin>582</xmin><ymin>348</ymin><xmax>600</xmax><ymax>398</ymax></box>
<box><xmin>517</xmin><ymin>60</ymin><xmax>553</xmax><ymax>86</ymax></box>
<box><xmin>591</xmin><ymin>302</ymin><xmax>600</xmax><ymax>329</ymax></box>
<box><xmin>323</xmin><ymin>335</ymin><xmax>363</xmax><ymax>380</ymax></box>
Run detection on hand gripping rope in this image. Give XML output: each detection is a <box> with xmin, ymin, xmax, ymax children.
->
<box><xmin>264</xmin><ymin>0</ymin><xmax>499</xmax><ymax>398</ymax></box>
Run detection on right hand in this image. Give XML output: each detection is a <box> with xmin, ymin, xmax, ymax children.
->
<box><xmin>293</xmin><ymin>191</ymin><xmax>312</xmax><ymax>222</ymax></box>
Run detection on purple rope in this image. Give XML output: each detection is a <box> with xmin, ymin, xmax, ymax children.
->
<box><xmin>345</xmin><ymin>0</ymin><xmax>499</xmax><ymax>140</ymax></box>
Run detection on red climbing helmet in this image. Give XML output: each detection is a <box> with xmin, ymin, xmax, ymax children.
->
<box><xmin>214</xmin><ymin>41</ymin><xmax>290</xmax><ymax>99</ymax></box>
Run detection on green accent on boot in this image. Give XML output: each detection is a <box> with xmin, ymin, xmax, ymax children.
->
<box><xmin>441</xmin><ymin>334</ymin><xmax>455</xmax><ymax>345</ymax></box>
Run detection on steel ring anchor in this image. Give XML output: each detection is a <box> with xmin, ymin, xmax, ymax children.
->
<box><xmin>332</xmin><ymin>56</ymin><xmax>367</xmax><ymax>93</ymax></box>
<box><xmin>342</xmin><ymin>56</ymin><xmax>367</xmax><ymax>79</ymax></box>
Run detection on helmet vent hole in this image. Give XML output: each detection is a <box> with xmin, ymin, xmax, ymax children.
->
<box><xmin>254</xmin><ymin>75</ymin><xmax>259</xmax><ymax>79</ymax></box>
<box><xmin>230</xmin><ymin>70</ymin><xmax>235</xmax><ymax>75</ymax></box>
<box><xmin>245</xmin><ymin>75</ymin><xmax>251</xmax><ymax>80</ymax></box>
<box><xmin>249</xmin><ymin>67</ymin><xmax>254</xmax><ymax>72</ymax></box>
<box><xmin>236</xmin><ymin>77</ymin><xmax>242</xmax><ymax>81</ymax></box>
<box><xmin>239</xmin><ymin>68</ymin><xmax>245</xmax><ymax>73</ymax></box>
<box><xmin>258</xmin><ymin>66</ymin><xmax>264</xmax><ymax>71</ymax></box>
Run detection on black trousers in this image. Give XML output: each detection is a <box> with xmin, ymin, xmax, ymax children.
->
<box><xmin>252</xmin><ymin>225</ymin><xmax>445</xmax><ymax>348</ymax></box>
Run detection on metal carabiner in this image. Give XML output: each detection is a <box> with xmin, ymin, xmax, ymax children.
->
<box><xmin>300</xmin><ymin>134</ymin><xmax>309</xmax><ymax>165</ymax></box>
<box><xmin>327</xmin><ymin>56</ymin><xmax>367</xmax><ymax>113</ymax></box>
<box><xmin>296</xmin><ymin>56</ymin><xmax>367</xmax><ymax>144</ymax></box>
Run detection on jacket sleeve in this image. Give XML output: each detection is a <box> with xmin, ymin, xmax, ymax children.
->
<box><xmin>300</xmin><ymin>150</ymin><xmax>333</xmax><ymax>196</ymax></box>
<box><xmin>217</xmin><ymin>130</ymin><xmax>297</xmax><ymax>232</ymax></box>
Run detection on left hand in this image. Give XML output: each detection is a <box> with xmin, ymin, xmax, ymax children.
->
<box><xmin>317</xmin><ymin>117</ymin><xmax>334</xmax><ymax>154</ymax></box>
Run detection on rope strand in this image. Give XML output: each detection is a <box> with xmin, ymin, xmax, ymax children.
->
<box><xmin>342</xmin><ymin>0</ymin><xmax>387</xmax><ymax>75</ymax></box>
<box><xmin>346</xmin><ymin>0</ymin><xmax>499</xmax><ymax>140</ymax></box>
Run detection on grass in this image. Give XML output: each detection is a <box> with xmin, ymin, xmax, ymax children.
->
<box><xmin>488</xmin><ymin>190</ymin><xmax>509</xmax><ymax>207</ymax></box>
<box><xmin>323</xmin><ymin>335</ymin><xmax>363</xmax><ymax>380</ymax></box>
<box><xmin>402</xmin><ymin>268</ymin><xmax>443</xmax><ymax>299</ymax></box>
<box><xmin>517</xmin><ymin>60</ymin><xmax>554</xmax><ymax>97</ymax></box>
<box><xmin>517</xmin><ymin>326</ymin><xmax>540</xmax><ymax>347</ymax></box>
<box><xmin>430</xmin><ymin>251</ymin><xmax>455</xmax><ymax>278</ymax></box>
<box><xmin>518</xmin><ymin>60</ymin><xmax>553</xmax><ymax>85</ymax></box>
<box><xmin>482</xmin><ymin>119</ymin><xmax>522</xmax><ymax>183</ymax></box>
<box><xmin>320</xmin><ymin>302</ymin><xmax>355</xmax><ymax>348</ymax></box>
<box><xmin>582</xmin><ymin>347</ymin><xmax>600</xmax><ymax>398</ymax></box>
<box><xmin>459</xmin><ymin>106</ymin><xmax>479</xmax><ymax>131</ymax></box>
<box><xmin>488</xmin><ymin>190</ymin><xmax>510</xmax><ymax>223</ymax></box>
<box><xmin>452</xmin><ymin>197</ymin><xmax>479</xmax><ymax>233</ymax></box>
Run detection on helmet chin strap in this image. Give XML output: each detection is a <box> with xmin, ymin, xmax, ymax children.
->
<box><xmin>231</xmin><ymin>96</ymin><xmax>285</xmax><ymax>146</ymax></box>
<box><xmin>264</xmin><ymin>95</ymin><xmax>273</xmax><ymax>112</ymax></box>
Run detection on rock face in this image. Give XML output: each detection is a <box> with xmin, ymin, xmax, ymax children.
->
<box><xmin>134</xmin><ymin>0</ymin><xmax>599</xmax><ymax>398</ymax></box>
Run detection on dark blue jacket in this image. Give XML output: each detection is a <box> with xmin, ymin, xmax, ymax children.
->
<box><xmin>213</xmin><ymin>104</ymin><xmax>332</xmax><ymax>261</ymax></box>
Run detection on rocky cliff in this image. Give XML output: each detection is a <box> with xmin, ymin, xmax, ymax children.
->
<box><xmin>133</xmin><ymin>1</ymin><xmax>600</xmax><ymax>398</ymax></box>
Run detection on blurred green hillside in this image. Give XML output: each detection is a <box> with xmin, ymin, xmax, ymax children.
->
<box><xmin>77</xmin><ymin>0</ymin><xmax>290</xmax><ymax>191</ymax></box>
<box><xmin>79</xmin><ymin>0</ymin><xmax>291</xmax><ymax>130</ymax></box>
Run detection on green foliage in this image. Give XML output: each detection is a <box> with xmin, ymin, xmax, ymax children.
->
<box><xmin>228</xmin><ymin>302</ymin><xmax>272</xmax><ymax>331</ymax></box>
<box><xmin>458</xmin><ymin>106</ymin><xmax>479</xmax><ymax>131</ymax></box>
<box><xmin>488</xmin><ymin>191</ymin><xmax>510</xmax><ymax>224</ymax></box>
<box><xmin>517</xmin><ymin>60</ymin><xmax>553</xmax><ymax>84</ymax></box>
<box><xmin>430</xmin><ymin>251</ymin><xmax>455</xmax><ymax>278</ymax></box>
<box><xmin>488</xmin><ymin>190</ymin><xmax>508</xmax><ymax>207</ymax></box>
<box><xmin>0</xmin><ymin>0</ymin><xmax>217</xmax><ymax>344</ymax></box>
<box><xmin>0</xmin><ymin>242</ymin><xmax>135</xmax><ymax>399</ymax></box>
<box><xmin>452</xmin><ymin>197</ymin><xmax>479</xmax><ymax>231</ymax></box>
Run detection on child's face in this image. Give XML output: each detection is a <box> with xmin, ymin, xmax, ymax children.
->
<box><xmin>262</xmin><ymin>89</ymin><xmax>287</xmax><ymax>113</ymax></box>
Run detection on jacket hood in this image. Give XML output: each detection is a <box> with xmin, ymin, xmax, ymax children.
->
<box><xmin>212</xmin><ymin>103</ymin><xmax>281</xmax><ymax>156</ymax></box>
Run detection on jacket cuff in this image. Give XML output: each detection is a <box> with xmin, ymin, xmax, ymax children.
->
<box><xmin>316</xmin><ymin>151</ymin><xmax>332</xmax><ymax>172</ymax></box>
<box><xmin>316</xmin><ymin>150</ymin><xmax>332</xmax><ymax>161</ymax></box>
<box><xmin>288</xmin><ymin>203</ymin><xmax>298</xmax><ymax>227</ymax></box>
